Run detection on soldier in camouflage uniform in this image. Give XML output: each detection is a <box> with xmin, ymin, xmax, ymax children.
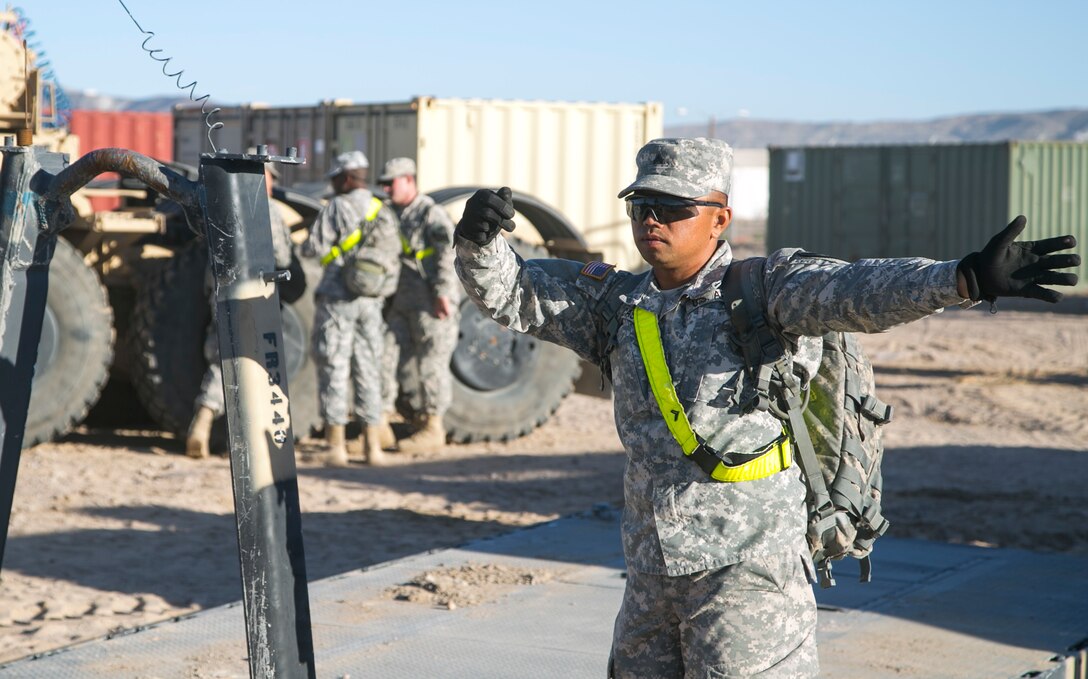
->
<box><xmin>452</xmin><ymin>138</ymin><xmax>1079</xmax><ymax>677</ymax></box>
<box><xmin>302</xmin><ymin>151</ymin><xmax>401</xmax><ymax>466</ymax></box>
<box><xmin>186</xmin><ymin>161</ymin><xmax>295</xmax><ymax>459</ymax></box>
<box><xmin>376</xmin><ymin>157</ymin><xmax>461</xmax><ymax>453</ymax></box>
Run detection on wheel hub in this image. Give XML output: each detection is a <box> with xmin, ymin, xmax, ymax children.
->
<box><xmin>451</xmin><ymin>302</ymin><xmax>536</xmax><ymax>391</ymax></box>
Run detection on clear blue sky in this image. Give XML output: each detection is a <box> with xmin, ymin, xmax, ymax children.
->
<box><xmin>14</xmin><ymin>0</ymin><xmax>1088</xmax><ymax>125</ymax></box>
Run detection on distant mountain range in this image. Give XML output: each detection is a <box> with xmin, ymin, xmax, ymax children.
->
<box><xmin>64</xmin><ymin>88</ymin><xmax>1088</xmax><ymax>147</ymax></box>
<box><xmin>665</xmin><ymin>109</ymin><xmax>1088</xmax><ymax>147</ymax></box>
<box><xmin>64</xmin><ymin>89</ymin><xmax>210</xmax><ymax>113</ymax></box>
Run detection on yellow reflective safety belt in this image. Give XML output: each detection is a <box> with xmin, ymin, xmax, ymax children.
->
<box><xmin>321</xmin><ymin>197</ymin><xmax>384</xmax><ymax>266</ymax></box>
<box><xmin>632</xmin><ymin>307</ymin><xmax>792</xmax><ymax>483</ymax></box>
<box><xmin>399</xmin><ymin>233</ymin><xmax>435</xmax><ymax>261</ymax></box>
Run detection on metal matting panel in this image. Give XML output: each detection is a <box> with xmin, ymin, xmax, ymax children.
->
<box><xmin>2</xmin><ymin>513</ymin><xmax>1085</xmax><ymax>679</ymax></box>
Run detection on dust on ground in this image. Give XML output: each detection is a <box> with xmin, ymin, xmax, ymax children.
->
<box><xmin>1</xmin><ymin>293</ymin><xmax>1086</xmax><ymax>665</ymax></box>
<box><xmin>386</xmin><ymin>562</ymin><xmax>558</xmax><ymax>610</ymax></box>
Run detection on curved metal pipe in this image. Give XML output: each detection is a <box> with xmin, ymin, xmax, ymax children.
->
<box><xmin>45</xmin><ymin>147</ymin><xmax>200</xmax><ymax>208</ymax></box>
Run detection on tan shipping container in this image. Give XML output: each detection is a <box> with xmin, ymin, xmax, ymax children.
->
<box><xmin>175</xmin><ymin>97</ymin><xmax>664</xmax><ymax>270</ymax></box>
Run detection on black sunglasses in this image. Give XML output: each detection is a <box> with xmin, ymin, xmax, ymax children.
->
<box><xmin>625</xmin><ymin>196</ymin><xmax>726</xmax><ymax>224</ymax></box>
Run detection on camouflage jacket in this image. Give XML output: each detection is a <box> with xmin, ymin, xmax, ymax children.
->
<box><xmin>269</xmin><ymin>199</ymin><xmax>294</xmax><ymax>270</ymax></box>
<box><xmin>456</xmin><ymin>236</ymin><xmax>967</xmax><ymax>576</ymax></box>
<box><xmin>302</xmin><ymin>187</ymin><xmax>401</xmax><ymax>300</ymax></box>
<box><xmin>389</xmin><ymin>193</ymin><xmax>460</xmax><ymax>312</ymax></box>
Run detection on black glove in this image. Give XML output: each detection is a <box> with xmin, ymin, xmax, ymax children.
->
<box><xmin>957</xmin><ymin>216</ymin><xmax>1079</xmax><ymax>303</ymax></box>
<box><xmin>455</xmin><ymin>187</ymin><xmax>516</xmax><ymax>246</ymax></box>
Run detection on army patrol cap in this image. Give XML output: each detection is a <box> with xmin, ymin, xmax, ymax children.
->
<box><xmin>327</xmin><ymin>150</ymin><xmax>370</xmax><ymax>178</ymax></box>
<box><xmin>378</xmin><ymin>157</ymin><xmax>417</xmax><ymax>182</ymax></box>
<box><xmin>618</xmin><ymin>137</ymin><xmax>733</xmax><ymax>200</ymax></box>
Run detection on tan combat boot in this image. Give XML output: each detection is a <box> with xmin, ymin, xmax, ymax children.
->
<box><xmin>185</xmin><ymin>406</ymin><xmax>215</xmax><ymax>459</ymax></box>
<box><xmin>396</xmin><ymin>414</ymin><xmax>446</xmax><ymax>454</ymax></box>
<box><xmin>325</xmin><ymin>424</ymin><xmax>349</xmax><ymax>467</ymax></box>
<box><xmin>362</xmin><ymin>425</ymin><xmax>386</xmax><ymax>466</ymax></box>
<box><xmin>376</xmin><ymin>412</ymin><xmax>397</xmax><ymax>450</ymax></box>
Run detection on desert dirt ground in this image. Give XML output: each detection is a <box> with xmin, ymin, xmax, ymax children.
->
<box><xmin>1</xmin><ymin>227</ymin><xmax>1086</xmax><ymax>664</ymax></box>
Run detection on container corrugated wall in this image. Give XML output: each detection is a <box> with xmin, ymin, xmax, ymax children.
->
<box><xmin>333</xmin><ymin>101</ymin><xmax>419</xmax><ymax>177</ymax></box>
<box><xmin>174</xmin><ymin>105</ymin><xmax>333</xmax><ymax>186</ymax></box>
<box><xmin>769</xmin><ymin>142</ymin><xmax>1087</xmax><ymax>288</ymax></box>
<box><xmin>415</xmin><ymin>98</ymin><xmax>663</xmax><ymax>269</ymax></box>
<box><xmin>68</xmin><ymin>110</ymin><xmax>173</xmax><ymax>210</ymax></box>
<box><xmin>1008</xmin><ymin>142</ymin><xmax>1088</xmax><ymax>287</ymax></box>
<box><xmin>175</xmin><ymin>98</ymin><xmax>663</xmax><ymax>268</ymax></box>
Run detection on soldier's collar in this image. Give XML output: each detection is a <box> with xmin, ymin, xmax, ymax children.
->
<box><xmin>622</xmin><ymin>241</ymin><xmax>733</xmax><ymax>309</ymax></box>
<box><xmin>685</xmin><ymin>241</ymin><xmax>733</xmax><ymax>299</ymax></box>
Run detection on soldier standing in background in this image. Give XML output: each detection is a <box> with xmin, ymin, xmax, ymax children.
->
<box><xmin>452</xmin><ymin>138</ymin><xmax>1079</xmax><ymax>677</ymax></box>
<box><xmin>376</xmin><ymin>157</ymin><xmax>461</xmax><ymax>452</ymax></box>
<box><xmin>302</xmin><ymin>151</ymin><xmax>401</xmax><ymax>466</ymax></box>
<box><xmin>186</xmin><ymin>159</ymin><xmax>294</xmax><ymax>459</ymax></box>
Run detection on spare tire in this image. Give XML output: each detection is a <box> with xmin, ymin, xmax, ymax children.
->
<box><xmin>127</xmin><ymin>242</ymin><xmax>322</xmax><ymax>443</ymax></box>
<box><xmin>397</xmin><ymin>238</ymin><xmax>583</xmax><ymax>443</ymax></box>
<box><xmin>23</xmin><ymin>237</ymin><xmax>114</xmax><ymax>447</ymax></box>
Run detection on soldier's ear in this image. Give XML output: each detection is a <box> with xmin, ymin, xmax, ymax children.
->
<box><xmin>711</xmin><ymin>205</ymin><xmax>732</xmax><ymax>238</ymax></box>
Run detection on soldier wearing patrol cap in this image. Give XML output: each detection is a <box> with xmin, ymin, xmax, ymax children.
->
<box><xmin>376</xmin><ymin>157</ymin><xmax>461</xmax><ymax>453</ymax></box>
<box><xmin>302</xmin><ymin>150</ymin><xmax>401</xmax><ymax>466</ymax></box>
<box><xmin>451</xmin><ymin>137</ymin><xmax>1080</xmax><ymax>676</ymax></box>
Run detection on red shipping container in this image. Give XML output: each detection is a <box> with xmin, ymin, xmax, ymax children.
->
<box><xmin>67</xmin><ymin>110</ymin><xmax>174</xmax><ymax>211</ymax></box>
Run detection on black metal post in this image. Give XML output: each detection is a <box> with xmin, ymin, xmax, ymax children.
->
<box><xmin>0</xmin><ymin>145</ymin><xmax>65</xmax><ymax>570</ymax></box>
<box><xmin>198</xmin><ymin>149</ymin><xmax>315</xmax><ymax>679</ymax></box>
<box><xmin>2</xmin><ymin>146</ymin><xmax>200</xmax><ymax>573</ymax></box>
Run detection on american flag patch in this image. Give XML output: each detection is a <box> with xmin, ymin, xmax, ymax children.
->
<box><xmin>580</xmin><ymin>261</ymin><xmax>616</xmax><ymax>281</ymax></box>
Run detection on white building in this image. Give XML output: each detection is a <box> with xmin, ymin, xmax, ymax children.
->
<box><xmin>729</xmin><ymin>148</ymin><xmax>769</xmax><ymax>220</ymax></box>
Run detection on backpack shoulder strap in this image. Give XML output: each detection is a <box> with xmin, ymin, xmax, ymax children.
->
<box><xmin>723</xmin><ymin>257</ymin><xmax>784</xmax><ymax>412</ymax></box>
<box><xmin>364</xmin><ymin>196</ymin><xmax>383</xmax><ymax>222</ymax></box>
<box><xmin>725</xmin><ymin>258</ymin><xmax>839</xmax><ymax>582</ymax></box>
<box><xmin>594</xmin><ymin>269</ymin><xmax>646</xmax><ymax>383</ymax></box>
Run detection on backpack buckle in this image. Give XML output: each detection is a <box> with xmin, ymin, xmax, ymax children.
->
<box><xmin>861</xmin><ymin>395</ymin><xmax>893</xmax><ymax>424</ymax></box>
<box><xmin>818</xmin><ymin>561</ymin><xmax>836</xmax><ymax>589</ymax></box>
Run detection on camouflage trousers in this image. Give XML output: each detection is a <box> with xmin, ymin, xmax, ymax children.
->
<box><xmin>609</xmin><ymin>552</ymin><xmax>818</xmax><ymax>678</ymax></box>
<box><xmin>195</xmin><ymin>316</ymin><xmax>226</xmax><ymax>416</ymax></box>
<box><xmin>312</xmin><ymin>295</ymin><xmax>386</xmax><ymax>426</ymax></box>
<box><xmin>194</xmin><ymin>286</ymin><xmax>225</xmax><ymax>416</ymax></box>
<box><xmin>380</xmin><ymin>305</ymin><xmax>460</xmax><ymax>417</ymax></box>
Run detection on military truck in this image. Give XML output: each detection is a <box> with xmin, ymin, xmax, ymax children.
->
<box><xmin>0</xmin><ymin>10</ymin><xmax>310</xmax><ymax>447</ymax></box>
<box><xmin>3</xmin><ymin>11</ymin><xmax>663</xmax><ymax>447</ymax></box>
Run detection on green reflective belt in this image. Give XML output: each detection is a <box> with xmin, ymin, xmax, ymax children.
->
<box><xmin>632</xmin><ymin>307</ymin><xmax>792</xmax><ymax>483</ymax></box>
<box><xmin>399</xmin><ymin>233</ymin><xmax>435</xmax><ymax>261</ymax></box>
<box><xmin>320</xmin><ymin>197</ymin><xmax>383</xmax><ymax>266</ymax></box>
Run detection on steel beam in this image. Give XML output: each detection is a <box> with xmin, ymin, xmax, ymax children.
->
<box><xmin>0</xmin><ymin>145</ymin><xmax>65</xmax><ymax>569</ymax></box>
<box><xmin>198</xmin><ymin>149</ymin><xmax>315</xmax><ymax>679</ymax></box>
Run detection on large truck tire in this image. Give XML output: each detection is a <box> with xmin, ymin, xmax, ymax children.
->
<box><xmin>23</xmin><ymin>238</ymin><xmax>114</xmax><ymax>447</ymax></box>
<box><xmin>127</xmin><ymin>242</ymin><xmax>322</xmax><ymax>445</ymax></box>
<box><xmin>398</xmin><ymin>239</ymin><xmax>582</xmax><ymax>443</ymax></box>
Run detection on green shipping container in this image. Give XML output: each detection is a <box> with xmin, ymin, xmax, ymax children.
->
<box><xmin>768</xmin><ymin>142</ymin><xmax>1088</xmax><ymax>288</ymax></box>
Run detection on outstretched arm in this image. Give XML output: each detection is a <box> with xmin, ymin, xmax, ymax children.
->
<box><xmin>768</xmin><ymin>216</ymin><xmax>1079</xmax><ymax>337</ymax></box>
